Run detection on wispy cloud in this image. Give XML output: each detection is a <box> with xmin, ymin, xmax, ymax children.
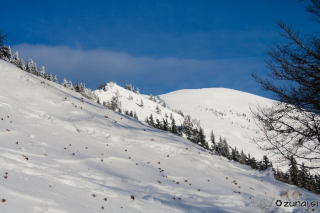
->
<box><xmin>11</xmin><ymin>43</ymin><xmax>268</xmax><ymax>97</ymax></box>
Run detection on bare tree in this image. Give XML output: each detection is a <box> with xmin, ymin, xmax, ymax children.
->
<box><xmin>251</xmin><ymin>0</ymin><xmax>320</xmax><ymax>170</ymax></box>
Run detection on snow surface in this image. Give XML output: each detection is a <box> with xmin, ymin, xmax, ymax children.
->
<box><xmin>95</xmin><ymin>80</ymin><xmax>274</xmax><ymax>163</ymax></box>
<box><xmin>159</xmin><ymin>88</ymin><xmax>275</xmax><ymax>160</ymax></box>
<box><xmin>1</xmin><ymin>60</ymin><xmax>319</xmax><ymax>212</ymax></box>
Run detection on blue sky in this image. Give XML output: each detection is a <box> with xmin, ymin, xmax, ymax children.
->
<box><xmin>1</xmin><ymin>0</ymin><xmax>317</xmax><ymax>97</ymax></box>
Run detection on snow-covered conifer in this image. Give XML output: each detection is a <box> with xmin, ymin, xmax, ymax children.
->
<box><xmin>26</xmin><ymin>59</ymin><xmax>34</xmax><ymax>73</ymax></box>
<box><xmin>11</xmin><ymin>51</ymin><xmax>19</xmax><ymax>66</ymax></box>
<box><xmin>39</xmin><ymin>66</ymin><xmax>45</xmax><ymax>78</ymax></box>
<box><xmin>62</xmin><ymin>78</ymin><xmax>68</xmax><ymax>87</ymax></box>
<box><xmin>239</xmin><ymin>150</ymin><xmax>247</xmax><ymax>164</ymax></box>
<box><xmin>53</xmin><ymin>75</ymin><xmax>58</xmax><ymax>83</ymax></box>
<box><xmin>133</xmin><ymin>111</ymin><xmax>138</xmax><ymax>119</ymax></box>
<box><xmin>48</xmin><ymin>74</ymin><xmax>53</xmax><ymax>81</ymax></box>
<box><xmin>7</xmin><ymin>46</ymin><xmax>12</xmax><ymax>61</ymax></box>
<box><xmin>68</xmin><ymin>80</ymin><xmax>73</xmax><ymax>90</ymax></box>
<box><xmin>33</xmin><ymin>62</ymin><xmax>38</xmax><ymax>75</ymax></box>
<box><xmin>18</xmin><ymin>58</ymin><xmax>26</xmax><ymax>70</ymax></box>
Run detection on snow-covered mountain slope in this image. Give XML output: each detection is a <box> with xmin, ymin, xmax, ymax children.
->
<box><xmin>159</xmin><ymin>88</ymin><xmax>274</xmax><ymax>159</ymax></box>
<box><xmin>95</xmin><ymin>83</ymin><xmax>185</xmax><ymax>127</ymax></box>
<box><xmin>1</xmin><ymin>60</ymin><xmax>319</xmax><ymax>213</ymax></box>
<box><xmin>95</xmin><ymin>83</ymin><xmax>274</xmax><ymax>162</ymax></box>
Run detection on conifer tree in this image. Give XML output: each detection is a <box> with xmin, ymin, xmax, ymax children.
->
<box><xmin>162</xmin><ymin>118</ymin><xmax>169</xmax><ymax>131</ymax></box>
<box><xmin>140</xmin><ymin>99</ymin><xmax>144</xmax><ymax>108</ymax></box>
<box><xmin>68</xmin><ymin>80</ymin><xmax>73</xmax><ymax>90</ymax></box>
<box><xmin>250</xmin><ymin>157</ymin><xmax>258</xmax><ymax>170</ymax></box>
<box><xmin>18</xmin><ymin>58</ymin><xmax>26</xmax><ymax>70</ymax></box>
<box><xmin>162</xmin><ymin>102</ymin><xmax>167</xmax><ymax>108</ymax></box>
<box><xmin>191</xmin><ymin>128</ymin><xmax>199</xmax><ymax>144</ymax></box>
<box><xmin>177</xmin><ymin>125</ymin><xmax>183</xmax><ymax>137</ymax></box>
<box><xmin>145</xmin><ymin>117</ymin><xmax>150</xmax><ymax>125</ymax></box>
<box><xmin>221</xmin><ymin>138</ymin><xmax>230</xmax><ymax>158</ymax></box>
<box><xmin>111</xmin><ymin>96</ymin><xmax>118</xmax><ymax>111</ymax></box>
<box><xmin>155</xmin><ymin>118</ymin><xmax>162</xmax><ymax>129</ymax></box>
<box><xmin>289</xmin><ymin>156</ymin><xmax>299</xmax><ymax>185</ymax></box>
<box><xmin>149</xmin><ymin>114</ymin><xmax>155</xmax><ymax>127</ymax></box>
<box><xmin>48</xmin><ymin>74</ymin><xmax>53</xmax><ymax>81</ymax></box>
<box><xmin>33</xmin><ymin>62</ymin><xmax>38</xmax><ymax>75</ymax></box>
<box><xmin>26</xmin><ymin>59</ymin><xmax>34</xmax><ymax>73</ymax></box>
<box><xmin>298</xmin><ymin>163</ymin><xmax>308</xmax><ymax>189</ymax></box>
<box><xmin>239</xmin><ymin>150</ymin><xmax>247</xmax><ymax>164</ymax></box>
<box><xmin>183</xmin><ymin>115</ymin><xmax>193</xmax><ymax>140</ymax></box>
<box><xmin>210</xmin><ymin>130</ymin><xmax>215</xmax><ymax>146</ymax></box>
<box><xmin>11</xmin><ymin>51</ymin><xmax>19</xmax><ymax>66</ymax></box>
<box><xmin>246</xmin><ymin>153</ymin><xmax>251</xmax><ymax>166</ymax></box>
<box><xmin>231</xmin><ymin>147</ymin><xmax>240</xmax><ymax>162</ymax></box>
<box><xmin>261</xmin><ymin>155</ymin><xmax>270</xmax><ymax>170</ymax></box>
<box><xmin>62</xmin><ymin>78</ymin><xmax>68</xmax><ymax>87</ymax></box>
<box><xmin>199</xmin><ymin>127</ymin><xmax>207</xmax><ymax>148</ymax></box>
<box><xmin>53</xmin><ymin>75</ymin><xmax>58</xmax><ymax>83</ymax></box>
<box><xmin>39</xmin><ymin>66</ymin><xmax>45</xmax><ymax>78</ymax></box>
<box><xmin>133</xmin><ymin>111</ymin><xmax>138</xmax><ymax>119</ymax></box>
<box><xmin>0</xmin><ymin>30</ymin><xmax>11</xmax><ymax>61</ymax></box>
<box><xmin>215</xmin><ymin>136</ymin><xmax>223</xmax><ymax>155</ymax></box>
<box><xmin>170</xmin><ymin>113</ymin><xmax>173</xmax><ymax>120</ymax></box>
<box><xmin>7</xmin><ymin>46</ymin><xmax>12</xmax><ymax>61</ymax></box>
<box><xmin>74</xmin><ymin>83</ymin><xmax>81</xmax><ymax>92</ymax></box>
<box><xmin>171</xmin><ymin>117</ymin><xmax>178</xmax><ymax>134</ymax></box>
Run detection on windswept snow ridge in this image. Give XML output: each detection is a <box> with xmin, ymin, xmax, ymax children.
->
<box><xmin>1</xmin><ymin>60</ymin><xmax>319</xmax><ymax>212</ymax></box>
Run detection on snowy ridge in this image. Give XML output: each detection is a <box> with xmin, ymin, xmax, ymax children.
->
<box><xmin>1</xmin><ymin>60</ymin><xmax>319</xmax><ymax>212</ymax></box>
<box><xmin>95</xmin><ymin>82</ymin><xmax>185</xmax><ymax>127</ymax></box>
<box><xmin>159</xmin><ymin>88</ymin><xmax>275</xmax><ymax>159</ymax></box>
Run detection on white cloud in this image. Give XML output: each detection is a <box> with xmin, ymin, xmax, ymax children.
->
<box><xmin>11</xmin><ymin>43</ymin><xmax>266</xmax><ymax>95</ymax></box>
